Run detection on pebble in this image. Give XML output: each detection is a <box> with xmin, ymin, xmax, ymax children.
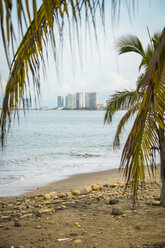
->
<box><xmin>110</xmin><ymin>182</ymin><xmax>119</xmax><ymax>188</ymax></box>
<box><xmin>38</xmin><ymin>208</ymin><xmax>53</xmax><ymax>214</ymax></box>
<box><xmin>109</xmin><ymin>199</ymin><xmax>119</xmax><ymax>205</ymax></box>
<box><xmin>152</xmin><ymin>200</ymin><xmax>161</xmax><ymax>206</ymax></box>
<box><xmin>92</xmin><ymin>184</ymin><xmax>101</xmax><ymax>191</ymax></box>
<box><xmin>0</xmin><ymin>216</ymin><xmax>12</xmax><ymax>221</ymax></box>
<box><xmin>69</xmin><ymin>233</ymin><xmax>79</xmax><ymax>237</ymax></box>
<box><xmin>72</xmin><ymin>190</ymin><xmax>81</xmax><ymax>196</ymax></box>
<box><xmin>14</xmin><ymin>221</ymin><xmax>21</xmax><ymax>227</ymax></box>
<box><xmin>111</xmin><ymin>208</ymin><xmax>123</xmax><ymax>216</ymax></box>
<box><xmin>74</xmin><ymin>222</ymin><xmax>82</xmax><ymax>228</ymax></box>
<box><xmin>35</xmin><ymin>225</ymin><xmax>42</xmax><ymax>229</ymax></box>
<box><xmin>57</xmin><ymin>192</ymin><xmax>66</xmax><ymax>198</ymax></box>
<box><xmin>81</xmin><ymin>186</ymin><xmax>92</xmax><ymax>194</ymax></box>
<box><xmin>43</xmin><ymin>192</ymin><xmax>57</xmax><ymax>200</ymax></box>
<box><xmin>74</xmin><ymin>239</ymin><xmax>82</xmax><ymax>243</ymax></box>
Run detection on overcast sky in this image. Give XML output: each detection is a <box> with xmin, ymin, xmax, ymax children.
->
<box><xmin>0</xmin><ymin>0</ymin><xmax>165</xmax><ymax>107</ymax></box>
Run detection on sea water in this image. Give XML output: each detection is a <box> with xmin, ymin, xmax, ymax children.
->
<box><xmin>0</xmin><ymin>110</ymin><xmax>134</xmax><ymax>197</ymax></box>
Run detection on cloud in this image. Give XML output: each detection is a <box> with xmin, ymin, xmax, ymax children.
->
<box><xmin>105</xmin><ymin>70</ymin><xmax>135</xmax><ymax>92</ymax></box>
<box><xmin>86</xmin><ymin>70</ymin><xmax>136</xmax><ymax>95</ymax></box>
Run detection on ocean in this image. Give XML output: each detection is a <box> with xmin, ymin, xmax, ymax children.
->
<box><xmin>0</xmin><ymin>110</ymin><xmax>133</xmax><ymax>197</ymax></box>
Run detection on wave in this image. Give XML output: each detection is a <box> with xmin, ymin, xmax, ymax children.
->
<box><xmin>70</xmin><ymin>152</ymin><xmax>100</xmax><ymax>158</ymax></box>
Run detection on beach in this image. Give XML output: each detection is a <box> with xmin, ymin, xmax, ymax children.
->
<box><xmin>0</xmin><ymin>166</ymin><xmax>165</xmax><ymax>248</ymax></box>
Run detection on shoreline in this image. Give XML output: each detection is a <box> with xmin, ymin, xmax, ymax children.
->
<box><xmin>1</xmin><ymin>165</ymin><xmax>160</xmax><ymax>202</ymax></box>
<box><xmin>0</xmin><ymin>168</ymin><xmax>123</xmax><ymax>201</ymax></box>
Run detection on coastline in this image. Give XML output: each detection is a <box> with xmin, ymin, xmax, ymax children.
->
<box><xmin>1</xmin><ymin>165</ymin><xmax>160</xmax><ymax>202</ymax></box>
<box><xmin>0</xmin><ymin>168</ymin><xmax>123</xmax><ymax>201</ymax></box>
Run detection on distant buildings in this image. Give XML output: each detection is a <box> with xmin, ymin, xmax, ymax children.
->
<box><xmin>57</xmin><ymin>96</ymin><xmax>64</xmax><ymax>107</ymax></box>
<box><xmin>76</xmin><ymin>92</ymin><xmax>83</xmax><ymax>109</ymax></box>
<box><xmin>85</xmin><ymin>92</ymin><xmax>98</xmax><ymax>109</ymax></box>
<box><xmin>66</xmin><ymin>94</ymin><xmax>76</xmax><ymax>109</ymax></box>
<box><xmin>57</xmin><ymin>92</ymin><xmax>99</xmax><ymax>110</ymax></box>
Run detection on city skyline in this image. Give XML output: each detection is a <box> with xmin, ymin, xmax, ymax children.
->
<box><xmin>57</xmin><ymin>92</ymin><xmax>99</xmax><ymax>110</ymax></box>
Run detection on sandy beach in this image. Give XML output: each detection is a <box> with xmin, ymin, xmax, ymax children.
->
<box><xmin>0</xmin><ymin>167</ymin><xmax>165</xmax><ymax>248</ymax></box>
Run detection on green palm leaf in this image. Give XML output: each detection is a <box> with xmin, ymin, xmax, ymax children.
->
<box><xmin>116</xmin><ymin>34</ymin><xmax>145</xmax><ymax>57</ymax></box>
<box><xmin>104</xmin><ymin>90</ymin><xmax>137</xmax><ymax>123</ymax></box>
<box><xmin>113</xmin><ymin>102</ymin><xmax>139</xmax><ymax>148</ymax></box>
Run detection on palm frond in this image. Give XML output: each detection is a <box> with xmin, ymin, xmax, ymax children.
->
<box><xmin>0</xmin><ymin>0</ymin><xmax>105</xmax><ymax>146</ymax></box>
<box><xmin>104</xmin><ymin>90</ymin><xmax>137</xmax><ymax>123</ymax></box>
<box><xmin>152</xmin><ymin>32</ymin><xmax>161</xmax><ymax>49</ymax></box>
<box><xmin>113</xmin><ymin>102</ymin><xmax>139</xmax><ymax>148</ymax></box>
<box><xmin>139</xmin><ymin>44</ymin><xmax>153</xmax><ymax>71</ymax></box>
<box><xmin>116</xmin><ymin>34</ymin><xmax>145</xmax><ymax>57</ymax></box>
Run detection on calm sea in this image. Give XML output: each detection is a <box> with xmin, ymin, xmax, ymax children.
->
<box><xmin>0</xmin><ymin>110</ymin><xmax>133</xmax><ymax>197</ymax></box>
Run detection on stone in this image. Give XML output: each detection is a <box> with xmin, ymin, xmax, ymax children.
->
<box><xmin>109</xmin><ymin>199</ymin><xmax>119</xmax><ymax>205</ymax></box>
<box><xmin>81</xmin><ymin>186</ymin><xmax>92</xmax><ymax>194</ymax></box>
<box><xmin>111</xmin><ymin>208</ymin><xmax>123</xmax><ymax>216</ymax></box>
<box><xmin>35</xmin><ymin>225</ymin><xmax>42</xmax><ymax>229</ymax></box>
<box><xmin>74</xmin><ymin>222</ymin><xmax>82</xmax><ymax>228</ymax></box>
<box><xmin>66</xmin><ymin>192</ymin><xmax>72</xmax><ymax>198</ymax></box>
<box><xmin>0</xmin><ymin>216</ymin><xmax>12</xmax><ymax>221</ymax></box>
<box><xmin>20</xmin><ymin>213</ymin><xmax>33</xmax><ymax>219</ymax></box>
<box><xmin>18</xmin><ymin>246</ymin><xmax>24</xmax><ymax>248</ymax></box>
<box><xmin>14</xmin><ymin>221</ymin><xmax>21</xmax><ymax>227</ymax></box>
<box><xmin>4</xmin><ymin>211</ymin><xmax>12</xmax><ymax>214</ymax></box>
<box><xmin>8</xmin><ymin>204</ymin><xmax>14</xmax><ymax>208</ymax></box>
<box><xmin>72</xmin><ymin>190</ymin><xmax>81</xmax><ymax>196</ymax></box>
<box><xmin>69</xmin><ymin>233</ymin><xmax>78</xmax><ymax>237</ymax></box>
<box><xmin>109</xmin><ymin>183</ymin><xmax>119</xmax><ymax>188</ymax></box>
<box><xmin>57</xmin><ymin>192</ymin><xmax>66</xmax><ymax>198</ymax></box>
<box><xmin>38</xmin><ymin>208</ymin><xmax>53</xmax><ymax>214</ymax></box>
<box><xmin>152</xmin><ymin>200</ymin><xmax>161</xmax><ymax>206</ymax></box>
<box><xmin>92</xmin><ymin>184</ymin><xmax>101</xmax><ymax>191</ymax></box>
<box><xmin>43</xmin><ymin>192</ymin><xmax>57</xmax><ymax>200</ymax></box>
<box><xmin>74</xmin><ymin>239</ymin><xmax>82</xmax><ymax>244</ymax></box>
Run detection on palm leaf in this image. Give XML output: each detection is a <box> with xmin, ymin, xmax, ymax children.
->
<box><xmin>104</xmin><ymin>90</ymin><xmax>137</xmax><ymax>123</ymax></box>
<box><xmin>116</xmin><ymin>34</ymin><xmax>145</xmax><ymax>57</ymax></box>
<box><xmin>113</xmin><ymin>102</ymin><xmax>139</xmax><ymax>148</ymax></box>
<box><xmin>0</xmin><ymin>1</ymin><xmax>105</xmax><ymax>146</ymax></box>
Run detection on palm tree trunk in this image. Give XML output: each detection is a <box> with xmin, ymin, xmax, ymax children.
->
<box><xmin>159</xmin><ymin>128</ymin><xmax>165</xmax><ymax>207</ymax></box>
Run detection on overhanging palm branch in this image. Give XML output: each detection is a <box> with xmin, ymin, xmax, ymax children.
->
<box><xmin>0</xmin><ymin>0</ymin><xmax>105</xmax><ymax>146</ymax></box>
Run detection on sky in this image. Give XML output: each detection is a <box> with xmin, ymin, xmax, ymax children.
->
<box><xmin>0</xmin><ymin>0</ymin><xmax>165</xmax><ymax>107</ymax></box>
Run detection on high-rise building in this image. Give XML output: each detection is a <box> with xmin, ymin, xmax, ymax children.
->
<box><xmin>76</xmin><ymin>92</ymin><xmax>83</xmax><ymax>109</ymax></box>
<box><xmin>57</xmin><ymin>96</ymin><xmax>64</xmax><ymax>107</ymax></box>
<box><xmin>85</xmin><ymin>92</ymin><xmax>98</xmax><ymax>109</ymax></box>
<box><xmin>65</xmin><ymin>96</ymin><xmax>68</xmax><ymax>108</ymax></box>
<box><xmin>66</xmin><ymin>94</ymin><xmax>76</xmax><ymax>109</ymax></box>
<box><xmin>85</xmin><ymin>93</ymin><xmax>90</xmax><ymax>108</ymax></box>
